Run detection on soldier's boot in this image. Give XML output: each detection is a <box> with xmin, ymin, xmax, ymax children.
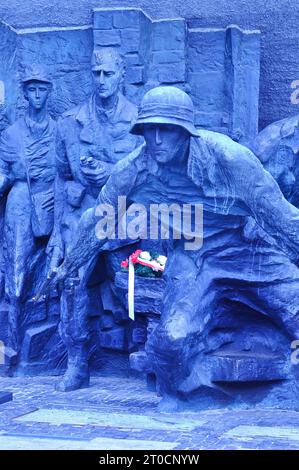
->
<box><xmin>55</xmin><ymin>343</ymin><xmax>90</xmax><ymax>392</ymax></box>
<box><xmin>56</xmin><ymin>279</ymin><xmax>91</xmax><ymax>392</ymax></box>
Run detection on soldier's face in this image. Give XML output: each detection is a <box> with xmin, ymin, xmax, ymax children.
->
<box><xmin>143</xmin><ymin>124</ymin><xmax>190</xmax><ymax>163</ymax></box>
<box><xmin>24</xmin><ymin>81</ymin><xmax>51</xmax><ymax>110</ymax></box>
<box><xmin>92</xmin><ymin>57</ymin><xmax>122</xmax><ymax>99</ymax></box>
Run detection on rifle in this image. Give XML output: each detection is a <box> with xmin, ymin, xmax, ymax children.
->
<box><xmin>32</xmin><ymin>268</ymin><xmax>58</xmax><ymax>302</ymax></box>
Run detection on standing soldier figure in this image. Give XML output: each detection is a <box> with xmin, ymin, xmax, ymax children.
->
<box><xmin>0</xmin><ymin>65</ymin><xmax>56</xmax><ymax>356</ymax></box>
<box><xmin>47</xmin><ymin>48</ymin><xmax>140</xmax><ymax>391</ymax></box>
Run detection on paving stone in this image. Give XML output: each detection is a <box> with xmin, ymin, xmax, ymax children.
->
<box><xmin>87</xmin><ymin>436</ymin><xmax>177</xmax><ymax>450</ymax></box>
<box><xmin>15</xmin><ymin>408</ymin><xmax>205</xmax><ymax>431</ymax></box>
<box><xmin>0</xmin><ymin>376</ymin><xmax>299</xmax><ymax>449</ymax></box>
<box><xmin>0</xmin><ymin>391</ymin><xmax>12</xmax><ymax>404</ymax></box>
<box><xmin>223</xmin><ymin>425</ymin><xmax>299</xmax><ymax>442</ymax></box>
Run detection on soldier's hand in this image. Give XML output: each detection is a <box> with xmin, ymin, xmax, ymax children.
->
<box><xmin>80</xmin><ymin>158</ymin><xmax>113</xmax><ymax>187</ymax></box>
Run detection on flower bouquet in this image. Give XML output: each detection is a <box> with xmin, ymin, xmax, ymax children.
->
<box><xmin>121</xmin><ymin>250</ymin><xmax>167</xmax><ymax>278</ymax></box>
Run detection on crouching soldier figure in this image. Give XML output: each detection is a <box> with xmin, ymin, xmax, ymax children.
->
<box><xmin>51</xmin><ymin>86</ymin><xmax>299</xmax><ymax>406</ymax></box>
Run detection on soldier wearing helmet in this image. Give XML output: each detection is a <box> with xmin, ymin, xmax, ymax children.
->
<box><xmin>52</xmin><ymin>86</ymin><xmax>299</xmax><ymax>407</ymax></box>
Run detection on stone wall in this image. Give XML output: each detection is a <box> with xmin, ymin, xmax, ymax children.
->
<box><xmin>0</xmin><ymin>0</ymin><xmax>297</xmax><ymax>130</ymax></box>
<box><xmin>0</xmin><ymin>8</ymin><xmax>261</xmax><ymax>141</ymax></box>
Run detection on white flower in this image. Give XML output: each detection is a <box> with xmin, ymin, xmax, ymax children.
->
<box><xmin>139</xmin><ymin>251</ymin><xmax>152</xmax><ymax>261</ymax></box>
<box><xmin>150</xmin><ymin>260</ymin><xmax>162</xmax><ymax>271</ymax></box>
<box><xmin>156</xmin><ymin>255</ymin><xmax>167</xmax><ymax>266</ymax></box>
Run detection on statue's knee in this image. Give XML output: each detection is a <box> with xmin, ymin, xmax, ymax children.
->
<box><xmin>147</xmin><ymin>323</ymin><xmax>184</xmax><ymax>356</ymax></box>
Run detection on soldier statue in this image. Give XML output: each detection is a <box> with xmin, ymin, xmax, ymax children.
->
<box><xmin>250</xmin><ymin>114</ymin><xmax>299</xmax><ymax>207</ymax></box>
<box><xmin>50</xmin><ymin>86</ymin><xmax>299</xmax><ymax>408</ymax></box>
<box><xmin>0</xmin><ymin>65</ymin><xmax>56</xmax><ymax>355</ymax></box>
<box><xmin>47</xmin><ymin>47</ymin><xmax>140</xmax><ymax>391</ymax></box>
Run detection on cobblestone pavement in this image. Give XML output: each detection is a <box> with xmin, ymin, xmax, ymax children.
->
<box><xmin>0</xmin><ymin>375</ymin><xmax>299</xmax><ymax>450</ymax></box>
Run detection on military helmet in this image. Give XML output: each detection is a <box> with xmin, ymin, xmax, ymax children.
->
<box><xmin>131</xmin><ymin>86</ymin><xmax>200</xmax><ymax>137</ymax></box>
<box><xmin>21</xmin><ymin>64</ymin><xmax>52</xmax><ymax>85</ymax></box>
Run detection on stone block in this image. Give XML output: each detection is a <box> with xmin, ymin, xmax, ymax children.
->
<box><xmin>124</xmin><ymin>84</ymin><xmax>143</xmax><ymax>104</ymax></box>
<box><xmin>93</xmin><ymin>10</ymin><xmax>113</xmax><ymax>30</ymax></box>
<box><xmin>158</xmin><ymin>63</ymin><xmax>186</xmax><ymax>83</ymax></box>
<box><xmin>129</xmin><ymin>351</ymin><xmax>152</xmax><ymax>373</ymax></box>
<box><xmin>0</xmin><ymin>346</ymin><xmax>18</xmax><ymax>367</ymax></box>
<box><xmin>208</xmin><ymin>352</ymin><xmax>288</xmax><ymax>382</ymax></box>
<box><xmin>126</xmin><ymin>66</ymin><xmax>145</xmax><ymax>84</ymax></box>
<box><xmin>120</xmin><ymin>29</ymin><xmax>140</xmax><ymax>53</ymax></box>
<box><xmin>99</xmin><ymin>327</ymin><xmax>130</xmax><ymax>352</ymax></box>
<box><xmin>152</xmin><ymin>20</ymin><xmax>186</xmax><ymax>51</ymax></box>
<box><xmin>188</xmin><ymin>71</ymin><xmax>226</xmax><ymax>109</ymax></box>
<box><xmin>113</xmin><ymin>10</ymin><xmax>140</xmax><ymax>29</ymax></box>
<box><xmin>24</xmin><ymin>299</ymin><xmax>47</xmax><ymax>324</ymax></box>
<box><xmin>93</xmin><ymin>29</ymin><xmax>121</xmax><ymax>47</ymax></box>
<box><xmin>132</xmin><ymin>325</ymin><xmax>147</xmax><ymax>344</ymax></box>
<box><xmin>125</xmin><ymin>53</ymin><xmax>142</xmax><ymax>66</ymax></box>
<box><xmin>179</xmin><ymin>351</ymin><xmax>288</xmax><ymax>394</ymax></box>
<box><xmin>99</xmin><ymin>312</ymin><xmax>116</xmax><ymax>331</ymax></box>
<box><xmin>188</xmin><ymin>29</ymin><xmax>226</xmax><ymax>72</ymax></box>
<box><xmin>194</xmin><ymin>110</ymin><xmax>230</xmax><ymax>130</ymax></box>
<box><xmin>47</xmin><ymin>298</ymin><xmax>60</xmax><ymax>318</ymax></box>
<box><xmin>100</xmin><ymin>280</ymin><xmax>123</xmax><ymax>313</ymax></box>
<box><xmin>0</xmin><ymin>304</ymin><xmax>8</xmax><ymax>343</ymax></box>
<box><xmin>113</xmin><ymin>272</ymin><xmax>165</xmax><ymax>316</ymax></box>
<box><xmin>153</xmin><ymin>50</ymin><xmax>185</xmax><ymax>65</ymax></box>
<box><xmin>21</xmin><ymin>323</ymin><xmax>57</xmax><ymax>361</ymax></box>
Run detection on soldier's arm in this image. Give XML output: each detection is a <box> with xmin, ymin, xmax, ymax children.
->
<box><xmin>228</xmin><ymin>145</ymin><xmax>299</xmax><ymax>262</ymax></box>
<box><xmin>250</xmin><ymin>120</ymin><xmax>297</xmax><ymax>200</ymax></box>
<box><xmin>46</xmin><ymin>122</ymin><xmax>71</xmax><ymax>264</ymax></box>
<box><xmin>56</xmin><ymin>144</ymin><xmax>148</xmax><ymax>279</ymax></box>
<box><xmin>0</xmin><ymin>128</ymin><xmax>15</xmax><ymax>196</ymax></box>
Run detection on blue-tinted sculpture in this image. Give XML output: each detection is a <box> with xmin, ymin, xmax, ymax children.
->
<box><xmin>47</xmin><ymin>48</ymin><xmax>139</xmax><ymax>391</ymax></box>
<box><xmin>0</xmin><ymin>7</ymin><xmax>262</xmax><ymax>376</ymax></box>
<box><xmin>0</xmin><ymin>6</ymin><xmax>298</xmax><ymax>411</ymax></box>
<box><xmin>51</xmin><ymin>86</ymin><xmax>299</xmax><ymax>409</ymax></box>
<box><xmin>0</xmin><ymin>65</ymin><xmax>56</xmax><ymax>355</ymax></box>
<box><xmin>250</xmin><ymin>114</ymin><xmax>299</xmax><ymax>208</ymax></box>
<box><xmin>0</xmin><ymin>104</ymin><xmax>9</xmax><ymax>299</ymax></box>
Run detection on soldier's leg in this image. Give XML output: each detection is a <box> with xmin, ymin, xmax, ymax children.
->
<box><xmin>55</xmin><ymin>256</ymin><xmax>98</xmax><ymax>392</ymax></box>
<box><xmin>4</xmin><ymin>185</ymin><xmax>35</xmax><ymax>354</ymax></box>
<box><xmin>146</xmin><ymin>248</ymin><xmax>218</xmax><ymax>397</ymax></box>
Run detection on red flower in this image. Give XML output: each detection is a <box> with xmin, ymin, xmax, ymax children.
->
<box><xmin>121</xmin><ymin>259</ymin><xmax>129</xmax><ymax>268</ymax></box>
<box><xmin>130</xmin><ymin>249</ymin><xmax>142</xmax><ymax>264</ymax></box>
